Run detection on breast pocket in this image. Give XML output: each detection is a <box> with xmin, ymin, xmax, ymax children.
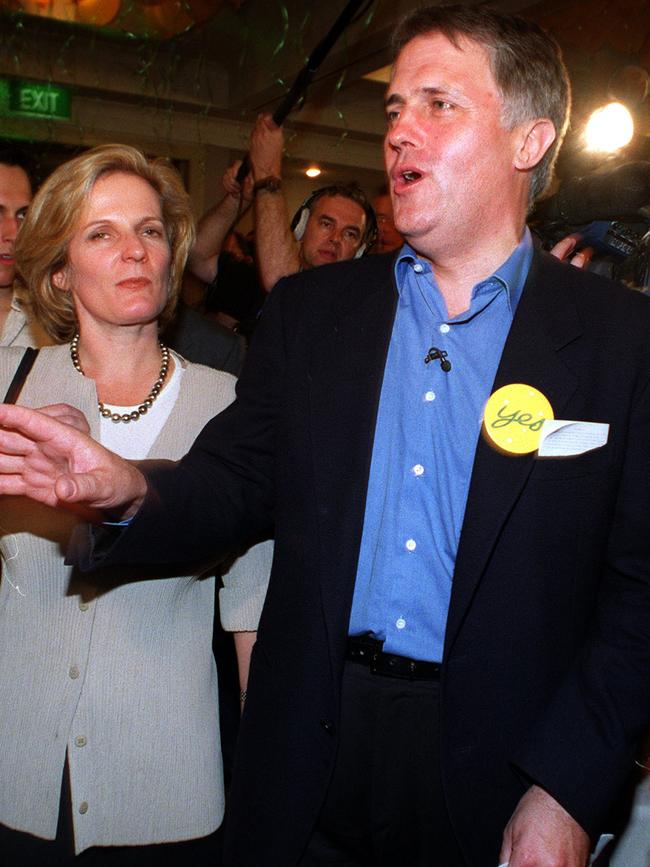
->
<box><xmin>531</xmin><ymin>442</ymin><xmax>614</xmax><ymax>480</ymax></box>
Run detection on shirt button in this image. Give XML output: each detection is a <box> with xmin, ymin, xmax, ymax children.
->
<box><xmin>424</xmin><ymin>391</ymin><xmax>436</xmax><ymax>402</ymax></box>
<box><xmin>75</xmin><ymin>735</ymin><xmax>87</xmax><ymax>748</ymax></box>
<box><xmin>405</xmin><ymin>538</ymin><xmax>417</xmax><ymax>551</ymax></box>
<box><xmin>396</xmin><ymin>617</ymin><xmax>406</xmax><ymax>630</ymax></box>
<box><xmin>69</xmin><ymin>666</ymin><xmax>80</xmax><ymax>680</ymax></box>
<box><xmin>78</xmin><ymin>601</ymin><xmax>89</xmax><ymax>611</ymax></box>
<box><xmin>439</xmin><ymin>323</ymin><xmax>450</xmax><ymax>334</ymax></box>
<box><xmin>79</xmin><ymin>802</ymin><xmax>88</xmax><ymax>815</ymax></box>
<box><xmin>413</xmin><ymin>263</ymin><xmax>423</xmax><ymax>273</ymax></box>
<box><xmin>412</xmin><ymin>464</ymin><xmax>424</xmax><ymax>476</ymax></box>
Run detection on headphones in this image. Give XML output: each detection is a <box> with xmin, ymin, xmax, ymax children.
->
<box><xmin>290</xmin><ymin>187</ymin><xmax>378</xmax><ymax>258</ymax></box>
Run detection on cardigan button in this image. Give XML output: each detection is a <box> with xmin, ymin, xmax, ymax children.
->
<box><xmin>320</xmin><ymin>719</ymin><xmax>334</xmax><ymax>734</ymax></box>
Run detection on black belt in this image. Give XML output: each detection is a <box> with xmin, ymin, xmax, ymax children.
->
<box><xmin>346</xmin><ymin>635</ymin><xmax>441</xmax><ymax>681</ymax></box>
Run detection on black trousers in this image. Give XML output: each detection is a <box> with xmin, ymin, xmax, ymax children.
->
<box><xmin>299</xmin><ymin>660</ymin><xmax>467</xmax><ymax>867</ymax></box>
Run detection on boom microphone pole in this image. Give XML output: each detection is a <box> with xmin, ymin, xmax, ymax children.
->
<box><xmin>235</xmin><ymin>0</ymin><xmax>371</xmax><ymax>183</ymax></box>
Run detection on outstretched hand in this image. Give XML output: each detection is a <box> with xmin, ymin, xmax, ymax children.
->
<box><xmin>0</xmin><ymin>403</ymin><xmax>147</xmax><ymax>519</ymax></box>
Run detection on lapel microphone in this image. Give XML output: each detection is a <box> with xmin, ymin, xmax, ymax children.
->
<box><xmin>424</xmin><ymin>346</ymin><xmax>451</xmax><ymax>372</ymax></box>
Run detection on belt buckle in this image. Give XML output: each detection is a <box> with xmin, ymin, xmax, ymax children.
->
<box><xmin>370</xmin><ymin>651</ymin><xmax>406</xmax><ymax>679</ymax></box>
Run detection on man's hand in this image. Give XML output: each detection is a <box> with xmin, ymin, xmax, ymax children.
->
<box><xmin>549</xmin><ymin>235</ymin><xmax>593</xmax><ymax>270</ymax></box>
<box><xmin>249</xmin><ymin>113</ymin><xmax>284</xmax><ymax>182</ymax></box>
<box><xmin>223</xmin><ymin>159</ymin><xmax>254</xmax><ymax>210</ymax></box>
<box><xmin>500</xmin><ymin>785</ymin><xmax>590</xmax><ymax>867</ymax></box>
<box><xmin>0</xmin><ymin>403</ymin><xmax>147</xmax><ymax>519</ymax></box>
<box><xmin>38</xmin><ymin>403</ymin><xmax>91</xmax><ymax>435</ymax></box>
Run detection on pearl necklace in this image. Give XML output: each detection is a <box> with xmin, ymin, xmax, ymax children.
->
<box><xmin>70</xmin><ymin>333</ymin><xmax>170</xmax><ymax>423</ymax></box>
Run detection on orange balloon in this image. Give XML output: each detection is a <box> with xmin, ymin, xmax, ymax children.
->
<box><xmin>76</xmin><ymin>0</ymin><xmax>121</xmax><ymax>26</ymax></box>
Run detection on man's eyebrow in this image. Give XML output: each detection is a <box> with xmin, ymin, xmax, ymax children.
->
<box><xmin>422</xmin><ymin>86</ymin><xmax>451</xmax><ymax>98</ymax></box>
<box><xmin>384</xmin><ymin>93</ymin><xmax>404</xmax><ymax>110</ymax></box>
<box><xmin>385</xmin><ymin>85</ymin><xmax>458</xmax><ymax>109</ymax></box>
<box><xmin>317</xmin><ymin>212</ymin><xmax>362</xmax><ymax>234</ymax></box>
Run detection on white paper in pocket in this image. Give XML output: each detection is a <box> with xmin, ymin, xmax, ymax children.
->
<box><xmin>538</xmin><ymin>419</ymin><xmax>609</xmax><ymax>458</ymax></box>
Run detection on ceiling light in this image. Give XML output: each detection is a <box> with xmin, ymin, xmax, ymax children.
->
<box><xmin>585</xmin><ymin>102</ymin><xmax>634</xmax><ymax>153</ymax></box>
<box><xmin>305</xmin><ymin>166</ymin><xmax>322</xmax><ymax>178</ymax></box>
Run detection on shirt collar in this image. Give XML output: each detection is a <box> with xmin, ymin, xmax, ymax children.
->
<box><xmin>394</xmin><ymin>227</ymin><xmax>533</xmax><ymax>315</ymax></box>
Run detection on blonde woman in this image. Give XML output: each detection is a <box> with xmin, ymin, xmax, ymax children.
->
<box><xmin>0</xmin><ymin>145</ymin><xmax>270</xmax><ymax>866</ymax></box>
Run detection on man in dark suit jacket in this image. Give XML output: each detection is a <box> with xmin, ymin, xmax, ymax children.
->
<box><xmin>163</xmin><ymin>300</ymin><xmax>246</xmax><ymax>376</ymax></box>
<box><xmin>1</xmin><ymin>6</ymin><xmax>650</xmax><ymax>866</ymax></box>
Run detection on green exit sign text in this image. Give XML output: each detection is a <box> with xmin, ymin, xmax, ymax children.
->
<box><xmin>1</xmin><ymin>80</ymin><xmax>71</xmax><ymax>120</ymax></box>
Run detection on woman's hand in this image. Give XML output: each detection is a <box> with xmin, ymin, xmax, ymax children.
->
<box><xmin>0</xmin><ymin>403</ymin><xmax>146</xmax><ymax>518</ymax></box>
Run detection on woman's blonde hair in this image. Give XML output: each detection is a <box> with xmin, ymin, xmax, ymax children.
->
<box><xmin>15</xmin><ymin>144</ymin><xmax>195</xmax><ymax>342</ymax></box>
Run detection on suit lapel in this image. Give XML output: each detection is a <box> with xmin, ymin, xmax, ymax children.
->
<box><xmin>307</xmin><ymin>257</ymin><xmax>398</xmax><ymax>653</ymax></box>
<box><xmin>444</xmin><ymin>252</ymin><xmax>584</xmax><ymax>654</ymax></box>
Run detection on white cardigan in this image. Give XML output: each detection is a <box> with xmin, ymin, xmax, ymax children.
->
<box><xmin>0</xmin><ymin>344</ymin><xmax>271</xmax><ymax>853</ymax></box>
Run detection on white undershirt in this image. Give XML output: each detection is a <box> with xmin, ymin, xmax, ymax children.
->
<box><xmin>99</xmin><ymin>351</ymin><xmax>184</xmax><ymax>460</ymax></box>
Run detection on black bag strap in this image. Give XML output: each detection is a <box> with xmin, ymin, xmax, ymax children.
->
<box><xmin>3</xmin><ymin>347</ymin><xmax>39</xmax><ymax>405</ymax></box>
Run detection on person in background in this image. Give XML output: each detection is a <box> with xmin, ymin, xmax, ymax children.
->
<box><xmin>189</xmin><ymin>115</ymin><xmax>377</xmax><ymax>294</ymax></box>
<box><xmin>203</xmin><ymin>230</ymin><xmax>266</xmax><ymax>342</ymax></box>
<box><xmin>162</xmin><ymin>296</ymin><xmax>247</xmax><ymax>375</ymax></box>
<box><xmin>0</xmin><ymin>144</ymin><xmax>270</xmax><ymax>866</ymax></box>
<box><xmin>0</xmin><ymin>146</ymin><xmax>47</xmax><ymax>347</ymax></box>
<box><xmin>369</xmin><ymin>189</ymin><xmax>404</xmax><ymax>254</ymax></box>
<box><xmin>246</xmin><ymin>114</ymin><xmax>378</xmax><ymax>291</ymax></box>
<box><xmin>187</xmin><ymin>162</ymin><xmax>254</xmax><ymax>287</ymax></box>
<box><xmin>186</xmin><ymin>164</ymin><xmax>264</xmax><ymax>343</ymax></box>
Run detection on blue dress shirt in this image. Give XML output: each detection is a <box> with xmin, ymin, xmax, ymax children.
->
<box><xmin>348</xmin><ymin>230</ymin><xmax>533</xmax><ymax>662</ymax></box>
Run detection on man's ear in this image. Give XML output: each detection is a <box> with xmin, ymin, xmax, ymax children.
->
<box><xmin>514</xmin><ymin>119</ymin><xmax>556</xmax><ymax>171</ymax></box>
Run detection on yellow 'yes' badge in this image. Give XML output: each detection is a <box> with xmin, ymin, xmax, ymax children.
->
<box><xmin>483</xmin><ymin>384</ymin><xmax>553</xmax><ymax>455</ymax></box>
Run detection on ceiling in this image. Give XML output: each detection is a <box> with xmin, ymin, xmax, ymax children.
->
<box><xmin>173</xmin><ymin>0</ymin><xmax>650</xmax><ymax>179</ymax></box>
<box><xmin>2</xmin><ymin>0</ymin><xmax>650</xmax><ymax>185</ymax></box>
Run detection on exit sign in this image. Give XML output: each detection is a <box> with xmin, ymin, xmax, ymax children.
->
<box><xmin>2</xmin><ymin>80</ymin><xmax>71</xmax><ymax>121</ymax></box>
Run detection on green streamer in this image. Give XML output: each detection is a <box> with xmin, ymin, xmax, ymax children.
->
<box><xmin>271</xmin><ymin>4</ymin><xmax>289</xmax><ymax>58</ymax></box>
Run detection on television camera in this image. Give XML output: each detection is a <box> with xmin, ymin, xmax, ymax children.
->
<box><xmin>531</xmin><ymin>161</ymin><xmax>650</xmax><ymax>292</ymax></box>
